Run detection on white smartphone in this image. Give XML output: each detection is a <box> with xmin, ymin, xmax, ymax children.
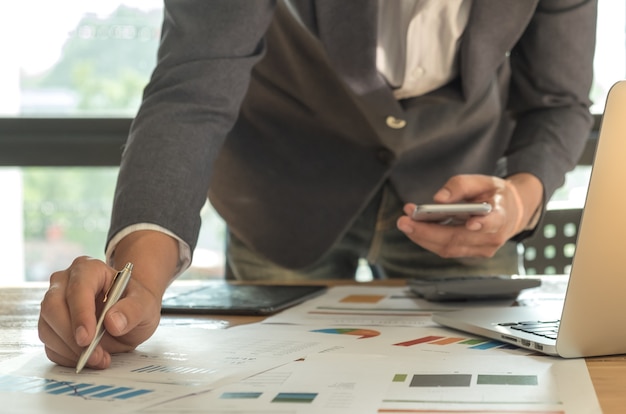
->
<box><xmin>411</xmin><ymin>202</ymin><xmax>492</xmax><ymax>225</ymax></box>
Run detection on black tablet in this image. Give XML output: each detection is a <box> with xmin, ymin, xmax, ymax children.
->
<box><xmin>161</xmin><ymin>281</ymin><xmax>327</xmax><ymax>316</ymax></box>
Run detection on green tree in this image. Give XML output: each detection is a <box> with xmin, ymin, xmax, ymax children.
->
<box><xmin>23</xmin><ymin>167</ymin><xmax>117</xmax><ymax>251</ymax></box>
<box><xmin>33</xmin><ymin>5</ymin><xmax>162</xmax><ymax>114</ymax></box>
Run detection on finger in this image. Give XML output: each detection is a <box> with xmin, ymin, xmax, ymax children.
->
<box><xmin>434</xmin><ymin>175</ymin><xmax>503</xmax><ymax>203</ymax></box>
<box><xmin>398</xmin><ymin>211</ymin><xmax>494</xmax><ymax>241</ymax></box>
<box><xmin>464</xmin><ymin>204</ymin><xmax>506</xmax><ymax>234</ymax></box>
<box><xmin>80</xmin><ymin>345</ymin><xmax>111</xmax><ymax>371</ymax></box>
<box><xmin>101</xmin><ymin>280</ymin><xmax>161</xmax><ymax>352</ymax></box>
<box><xmin>39</xmin><ymin>282</ymin><xmax>110</xmax><ymax>370</ymax></box>
<box><xmin>462</xmin><ymin>188</ymin><xmax>520</xmax><ymax>237</ymax></box>
<box><xmin>43</xmin><ymin>341</ymin><xmax>110</xmax><ymax>371</ymax></box>
<box><xmin>420</xmin><ymin>231</ymin><xmax>501</xmax><ymax>258</ymax></box>
<box><xmin>102</xmin><ymin>279</ymin><xmax>147</xmax><ymax>338</ymax></box>
<box><xmin>38</xmin><ymin>312</ymin><xmax>81</xmax><ymax>366</ymax></box>
<box><xmin>400</xmin><ymin>218</ymin><xmax>503</xmax><ymax>258</ymax></box>
<box><xmin>403</xmin><ymin>203</ymin><xmax>416</xmax><ymax>216</ymax></box>
<box><xmin>43</xmin><ymin>346</ymin><xmax>80</xmax><ymax>369</ymax></box>
<box><xmin>38</xmin><ymin>272</ymin><xmax>84</xmax><ymax>362</ymax></box>
<box><xmin>64</xmin><ymin>258</ymin><xmax>117</xmax><ymax>347</ymax></box>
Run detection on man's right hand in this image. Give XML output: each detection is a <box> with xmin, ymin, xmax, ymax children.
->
<box><xmin>37</xmin><ymin>231</ymin><xmax>180</xmax><ymax>370</ymax></box>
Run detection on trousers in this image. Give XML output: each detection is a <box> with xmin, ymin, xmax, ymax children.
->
<box><xmin>226</xmin><ymin>182</ymin><xmax>522</xmax><ymax>281</ymax></box>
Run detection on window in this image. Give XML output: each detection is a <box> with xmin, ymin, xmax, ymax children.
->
<box><xmin>549</xmin><ymin>2</ymin><xmax>625</xmax><ymax>210</ymax></box>
<box><xmin>0</xmin><ymin>2</ymin><xmax>623</xmax><ymax>284</ymax></box>
<box><xmin>591</xmin><ymin>2</ymin><xmax>625</xmax><ymax>115</ymax></box>
<box><xmin>2</xmin><ymin>1</ymin><xmax>162</xmax><ymax>117</ymax></box>
<box><xmin>1</xmin><ymin>1</ymin><xmax>225</xmax><ymax>283</ymax></box>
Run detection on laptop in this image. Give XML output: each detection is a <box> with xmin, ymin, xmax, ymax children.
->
<box><xmin>432</xmin><ymin>80</ymin><xmax>626</xmax><ymax>358</ymax></box>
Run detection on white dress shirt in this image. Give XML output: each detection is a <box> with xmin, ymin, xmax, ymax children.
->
<box><xmin>377</xmin><ymin>0</ymin><xmax>472</xmax><ymax>99</ymax></box>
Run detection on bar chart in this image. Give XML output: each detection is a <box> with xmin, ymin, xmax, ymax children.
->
<box><xmin>0</xmin><ymin>374</ymin><xmax>153</xmax><ymax>400</ymax></box>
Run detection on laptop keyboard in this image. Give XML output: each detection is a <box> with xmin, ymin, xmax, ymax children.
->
<box><xmin>498</xmin><ymin>320</ymin><xmax>560</xmax><ymax>340</ymax></box>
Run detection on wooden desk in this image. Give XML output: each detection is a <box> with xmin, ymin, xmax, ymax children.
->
<box><xmin>2</xmin><ymin>282</ymin><xmax>626</xmax><ymax>413</ymax></box>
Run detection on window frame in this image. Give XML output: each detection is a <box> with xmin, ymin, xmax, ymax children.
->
<box><xmin>0</xmin><ymin>118</ymin><xmax>131</xmax><ymax>166</ymax></box>
<box><xmin>0</xmin><ymin>116</ymin><xmax>600</xmax><ymax>167</ymax></box>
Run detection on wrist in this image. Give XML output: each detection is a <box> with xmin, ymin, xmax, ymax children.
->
<box><xmin>111</xmin><ymin>230</ymin><xmax>181</xmax><ymax>299</ymax></box>
<box><xmin>505</xmin><ymin>173</ymin><xmax>544</xmax><ymax>233</ymax></box>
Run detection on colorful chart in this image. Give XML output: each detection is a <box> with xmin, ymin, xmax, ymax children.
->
<box><xmin>339</xmin><ymin>294</ymin><xmax>386</xmax><ymax>303</ymax></box>
<box><xmin>131</xmin><ymin>364</ymin><xmax>213</xmax><ymax>374</ymax></box>
<box><xmin>391</xmin><ymin>373</ymin><xmax>539</xmax><ymax>387</ymax></box>
<box><xmin>220</xmin><ymin>392</ymin><xmax>262</xmax><ymax>399</ymax></box>
<box><xmin>311</xmin><ymin>328</ymin><xmax>381</xmax><ymax>338</ymax></box>
<box><xmin>272</xmin><ymin>392</ymin><xmax>317</xmax><ymax>403</ymax></box>
<box><xmin>219</xmin><ymin>391</ymin><xmax>319</xmax><ymax>404</ymax></box>
<box><xmin>0</xmin><ymin>374</ymin><xmax>153</xmax><ymax>400</ymax></box>
<box><xmin>393</xmin><ymin>335</ymin><xmax>518</xmax><ymax>350</ymax></box>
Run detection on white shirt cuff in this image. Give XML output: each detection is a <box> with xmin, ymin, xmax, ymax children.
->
<box><xmin>105</xmin><ymin>223</ymin><xmax>192</xmax><ymax>277</ymax></box>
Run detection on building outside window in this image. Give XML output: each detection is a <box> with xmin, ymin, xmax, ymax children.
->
<box><xmin>0</xmin><ymin>1</ymin><xmax>623</xmax><ymax>284</ymax></box>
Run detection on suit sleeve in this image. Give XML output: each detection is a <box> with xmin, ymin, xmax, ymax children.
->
<box><xmin>107</xmin><ymin>1</ymin><xmax>276</xmax><ymax>254</ymax></box>
<box><xmin>506</xmin><ymin>0</ymin><xmax>597</xmax><ymax>200</ymax></box>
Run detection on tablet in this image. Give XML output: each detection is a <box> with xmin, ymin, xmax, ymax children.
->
<box><xmin>161</xmin><ymin>281</ymin><xmax>327</xmax><ymax>315</ymax></box>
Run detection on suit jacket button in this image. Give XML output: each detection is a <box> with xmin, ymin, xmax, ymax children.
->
<box><xmin>377</xmin><ymin>148</ymin><xmax>395</xmax><ymax>165</ymax></box>
<box><xmin>385</xmin><ymin>116</ymin><xmax>406</xmax><ymax>129</ymax></box>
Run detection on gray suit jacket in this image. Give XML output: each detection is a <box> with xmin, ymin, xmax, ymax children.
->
<box><xmin>109</xmin><ymin>0</ymin><xmax>597</xmax><ymax>269</ymax></box>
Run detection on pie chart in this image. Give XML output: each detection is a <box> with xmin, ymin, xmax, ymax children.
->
<box><xmin>310</xmin><ymin>328</ymin><xmax>380</xmax><ymax>339</ymax></box>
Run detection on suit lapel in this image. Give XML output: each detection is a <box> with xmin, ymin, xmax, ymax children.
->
<box><xmin>316</xmin><ymin>0</ymin><xmax>378</xmax><ymax>93</ymax></box>
<box><xmin>461</xmin><ymin>0</ymin><xmax>538</xmax><ymax>100</ymax></box>
<box><xmin>315</xmin><ymin>0</ymin><xmax>403</xmax><ymax>117</ymax></box>
<box><xmin>314</xmin><ymin>0</ymin><xmax>539</xmax><ymax>110</ymax></box>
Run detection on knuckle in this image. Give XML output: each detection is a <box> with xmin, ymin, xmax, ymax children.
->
<box><xmin>48</xmin><ymin>270</ymin><xmax>65</xmax><ymax>285</ymax></box>
<box><xmin>37</xmin><ymin>319</ymin><xmax>48</xmax><ymax>343</ymax></box>
<box><xmin>40</xmin><ymin>285</ymin><xmax>64</xmax><ymax>313</ymax></box>
<box><xmin>71</xmin><ymin>255</ymin><xmax>93</xmax><ymax>266</ymax></box>
<box><xmin>39</xmin><ymin>294</ymin><xmax>56</xmax><ymax>315</ymax></box>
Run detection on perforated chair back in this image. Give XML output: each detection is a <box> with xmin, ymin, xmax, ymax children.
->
<box><xmin>522</xmin><ymin>208</ymin><xmax>583</xmax><ymax>275</ymax></box>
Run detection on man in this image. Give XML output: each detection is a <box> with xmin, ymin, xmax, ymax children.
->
<box><xmin>38</xmin><ymin>0</ymin><xmax>596</xmax><ymax>370</ymax></box>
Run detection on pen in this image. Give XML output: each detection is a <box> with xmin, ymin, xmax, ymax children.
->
<box><xmin>75</xmin><ymin>262</ymin><xmax>133</xmax><ymax>374</ymax></box>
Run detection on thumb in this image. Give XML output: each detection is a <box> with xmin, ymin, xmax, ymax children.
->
<box><xmin>101</xmin><ymin>284</ymin><xmax>161</xmax><ymax>351</ymax></box>
<box><xmin>103</xmin><ymin>291</ymin><xmax>146</xmax><ymax>337</ymax></box>
<box><xmin>104</xmin><ymin>308</ymin><xmax>129</xmax><ymax>336</ymax></box>
<box><xmin>433</xmin><ymin>174</ymin><xmax>501</xmax><ymax>203</ymax></box>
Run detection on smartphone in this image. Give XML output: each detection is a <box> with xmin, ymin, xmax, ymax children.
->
<box><xmin>411</xmin><ymin>202</ymin><xmax>492</xmax><ymax>225</ymax></box>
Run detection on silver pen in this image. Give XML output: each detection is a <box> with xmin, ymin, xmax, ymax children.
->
<box><xmin>76</xmin><ymin>262</ymin><xmax>133</xmax><ymax>374</ymax></box>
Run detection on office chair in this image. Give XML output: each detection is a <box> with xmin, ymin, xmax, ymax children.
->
<box><xmin>521</xmin><ymin>208</ymin><xmax>583</xmax><ymax>275</ymax></box>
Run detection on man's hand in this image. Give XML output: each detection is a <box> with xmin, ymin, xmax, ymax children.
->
<box><xmin>396</xmin><ymin>173</ymin><xmax>543</xmax><ymax>258</ymax></box>
<box><xmin>38</xmin><ymin>231</ymin><xmax>180</xmax><ymax>370</ymax></box>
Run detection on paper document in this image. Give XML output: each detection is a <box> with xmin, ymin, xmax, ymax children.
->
<box><xmin>139</xmin><ymin>353</ymin><xmax>601</xmax><ymax>413</ymax></box>
<box><xmin>1</xmin><ymin>285</ymin><xmax>602</xmax><ymax>413</ymax></box>
<box><xmin>264</xmin><ymin>285</ymin><xmax>511</xmax><ymax>326</ymax></box>
<box><xmin>0</xmin><ymin>324</ymin><xmax>356</xmax><ymax>413</ymax></box>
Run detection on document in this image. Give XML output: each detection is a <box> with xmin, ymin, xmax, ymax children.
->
<box><xmin>0</xmin><ymin>324</ymin><xmax>356</xmax><ymax>414</ymax></box>
<box><xmin>274</xmin><ymin>324</ymin><xmax>535</xmax><ymax>357</ymax></box>
<box><xmin>1</xmin><ymin>285</ymin><xmax>602</xmax><ymax>413</ymax></box>
<box><xmin>264</xmin><ymin>285</ymin><xmax>511</xmax><ymax>327</ymax></box>
<box><xmin>139</xmin><ymin>353</ymin><xmax>601</xmax><ymax>413</ymax></box>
